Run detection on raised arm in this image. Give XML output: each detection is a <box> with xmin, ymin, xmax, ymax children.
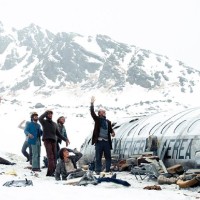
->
<box><xmin>38</xmin><ymin>111</ymin><xmax>48</xmax><ymax>125</ymax></box>
<box><xmin>90</xmin><ymin>96</ymin><xmax>98</xmax><ymax>120</ymax></box>
<box><xmin>18</xmin><ymin>120</ymin><xmax>26</xmax><ymax>130</ymax></box>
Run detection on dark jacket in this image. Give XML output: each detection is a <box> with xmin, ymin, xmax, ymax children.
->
<box><xmin>39</xmin><ymin>112</ymin><xmax>66</xmax><ymax>142</ymax></box>
<box><xmin>55</xmin><ymin>149</ymin><xmax>83</xmax><ymax>180</ymax></box>
<box><xmin>90</xmin><ymin>103</ymin><xmax>113</xmax><ymax>149</ymax></box>
<box><xmin>57</xmin><ymin>123</ymin><xmax>67</xmax><ymax>144</ymax></box>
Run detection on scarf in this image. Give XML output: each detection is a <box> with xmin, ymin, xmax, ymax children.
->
<box><xmin>99</xmin><ymin>116</ymin><xmax>108</xmax><ymax>130</ymax></box>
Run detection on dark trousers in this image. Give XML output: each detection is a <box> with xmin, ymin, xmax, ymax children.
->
<box><xmin>56</xmin><ymin>142</ymin><xmax>61</xmax><ymax>160</ymax></box>
<box><xmin>44</xmin><ymin>139</ymin><xmax>56</xmax><ymax>176</ymax></box>
<box><xmin>21</xmin><ymin>140</ymin><xmax>32</xmax><ymax>164</ymax></box>
<box><xmin>95</xmin><ymin>140</ymin><xmax>111</xmax><ymax>173</ymax></box>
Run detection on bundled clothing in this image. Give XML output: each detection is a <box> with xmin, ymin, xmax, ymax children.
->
<box><xmin>77</xmin><ymin>171</ymin><xmax>131</xmax><ymax>187</ymax></box>
<box><xmin>55</xmin><ymin>148</ymin><xmax>84</xmax><ymax>180</ymax></box>
<box><xmin>0</xmin><ymin>157</ymin><xmax>16</xmax><ymax>165</ymax></box>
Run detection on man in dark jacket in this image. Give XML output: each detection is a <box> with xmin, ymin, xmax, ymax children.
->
<box><xmin>55</xmin><ymin>147</ymin><xmax>84</xmax><ymax>180</ymax></box>
<box><xmin>90</xmin><ymin>96</ymin><xmax>115</xmax><ymax>174</ymax></box>
<box><xmin>39</xmin><ymin>110</ymin><xmax>68</xmax><ymax>177</ymax></box>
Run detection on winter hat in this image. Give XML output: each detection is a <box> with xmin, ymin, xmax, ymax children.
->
<box><xmin>46</xmin><ymin>110</ymin><xmax>53</xmax><ymax>114</ymax></box>
<box><xmin>30</xmin><ymin>112</ymin><xmax>38</xmax><ymax>121</ymax></box>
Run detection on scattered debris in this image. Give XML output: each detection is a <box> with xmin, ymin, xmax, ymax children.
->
<box><xmin>3</xmin><ymin>178</ymin><xmax>33</xmax><ymax>187</ymax></box>
<box><xmin>0</xmin><ymin>157</ymin><xmax>16</xmax><ymax>165</ymax></box>
<box><xmin>177</xmin><ymin>175</ymin><xmax>200</xmax><ymax>188</ymax></box>
<box><xmin>167</xmin><ymin>164</ymin><xmax>184</xmax><ymax>175</ymax></box>
<box><xmin>143</xmin><ymin>185</ymin><xmax>162</xmax><ymax>190</ymax></box>
<box><xmin>30</xmin><ymin>171</ymin><xmax>40</xmax><ymax>178</ymax></box>
<box><xmin>157</xmin><ymin>175</ymin><xmax>177</xmax><ymax>185</ymax></box>
<box><xmin>5</xmin><ymin>170</ymin><xmax>17</xmax><ymax>176</ymax></box>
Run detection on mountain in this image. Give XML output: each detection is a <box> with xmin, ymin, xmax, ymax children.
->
<box><xmin>0</xmin><ymin>21</ymin><xmax>200</xmax><ymax>114</ymax></box>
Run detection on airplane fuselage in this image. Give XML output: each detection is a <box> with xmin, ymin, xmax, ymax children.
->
<box><xmin>80</xmin><ymin>107</ymin><xmax>200</xmax><ymax>170</ymax></box>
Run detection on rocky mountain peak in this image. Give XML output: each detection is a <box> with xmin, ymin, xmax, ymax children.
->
<box><xmin>0</xmin><ymin>22</ymin><xmax>199</xmax><ymax>108</ymax></box>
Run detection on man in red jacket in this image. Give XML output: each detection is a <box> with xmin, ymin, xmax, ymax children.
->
<box><xmin>90</xmin><ymin>96</ymin><xmax>115</xmax><ymax>174</ymax></box>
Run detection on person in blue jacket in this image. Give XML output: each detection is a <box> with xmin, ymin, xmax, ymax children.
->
<box><xmin>24</xmin><ymin>112</ymin><xmax>43</xmax><ymax>172</ymax></box>
<box><xmin>18</xmin><ymin>120</ymin><xmax>32</xmax><ymax>164</ymax></box>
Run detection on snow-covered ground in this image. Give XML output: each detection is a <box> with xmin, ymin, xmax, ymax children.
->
<box><xmin>0</xmin><ymin>151</ymin><xmax>200</xmax><ymax>200</ymax></box>
<box><xmin>0</xmin><ymin>97</ymin><xmax>200</xmax><ymax>200</ymax></box>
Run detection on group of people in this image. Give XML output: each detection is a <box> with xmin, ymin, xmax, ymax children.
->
<box><xmin>19</xmin><ymin>96</ymin><xmax>116</xmax><ymax>180</ymax></box>
<box><xmin>20</xmin><ymin>110</ymin><xmax>70</xmax><ymax>177</ymax></box>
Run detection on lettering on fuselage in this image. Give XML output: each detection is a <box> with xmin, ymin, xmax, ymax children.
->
<box><xmin>112</xmin><ymin>138</ymin><xmax>146</xmax><ymax>158</ymax></box>
<box><xmin>160</xmin><ymin>138</ymin><xmax>193</xmax><ymax>159</ymax></box>
<box><xmin>112</xmin><ymin>137</ymin><xmax>193</xmax><ymax>159</ymax></box>
<box><xmin>112</xmin><ymin>138</ymin><xmax>121</xmax><ymax>155</ymax></box>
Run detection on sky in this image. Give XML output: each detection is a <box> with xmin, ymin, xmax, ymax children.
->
<box><xmin>0</xmin><ymin>0</ymin><xmax>200</xmax><ymax>70</ymax></box>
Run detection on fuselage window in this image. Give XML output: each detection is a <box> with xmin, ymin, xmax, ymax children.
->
<box><xmin>126</xmin><ymin>124</ymin><xmax>139</xmax><ymax>137</ymax></box>
<box><xmin>113</xmin><ymin>125</ymin><xmax>121</xmax><ymax>130</ymax></box>
<box><xmin>161</xmin><ymin>121</ymin><xmax>173</xmax><ymax>134</ymax></box>
<box><xmin>173</xmin><ymin>120</ymin><xmax>187</xmax><ymax>134</ymax></box>
<box><xmin>149</xmin><ymin>122</ymin><xmax>161</xmax><ymax>135</ymax></box>
<box><xmin>187</xmin><ymin>119</ymin><xmax>200</xmax><ymax>133</ymax></box>
<box><xmin>127</xmin><ymin>124</ymin><xmax>138</xmax><ymax>136</ymax></box>
<box><xmin>138</xmin><ymin>124</ymin><xmax>149</xmax><ymax>135</ymax></box>
<box><xmin>129</xmin><ymin>118</ymin><xmax>139</xmax><ymax>123</ymax></box>
<box><xmin>119</xmin><ymin>123</ymin><xmax>136</xmax><ymax>139</ymax></box>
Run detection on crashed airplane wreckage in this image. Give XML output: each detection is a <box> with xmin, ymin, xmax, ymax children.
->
<box><xmin>80</xmin><ymin>107</ymin><xmax>200</xmax><ymax>170</ymax></box>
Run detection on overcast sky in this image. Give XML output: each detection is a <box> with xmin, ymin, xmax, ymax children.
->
<box><xmin>0</xmin><ymin>0</ymin><xmax>200</xmax><ymax>69</ymax></box>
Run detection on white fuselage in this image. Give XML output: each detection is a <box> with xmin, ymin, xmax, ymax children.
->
<box><xmin>80</xmin><ymin>107</ymin><xmax>200</xmax><ymax>169</ymax></box>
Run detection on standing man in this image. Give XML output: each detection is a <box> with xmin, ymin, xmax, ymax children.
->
<box><xmin>56</xmin><ymin>116</ymin><xmax>70</xmax><ymax>160</ymax></box>
<box><xmin>18</xmin><ymin>120</ymin><xmax>32</xmax><ymax>164</ymax></box>
<box><xmin>90</xmin><ymin>96</ymin><xmax>115</xmax><ymax>174</ymax></box>
<box><xmin>39</xmin><ymin>110</ymin><xmax>68</xmax><ymax>177</ymax></box>
<box><xmin>24</xmin><ymin>112</ymin><xmax>43</xmax><ymax>171</ymax></box>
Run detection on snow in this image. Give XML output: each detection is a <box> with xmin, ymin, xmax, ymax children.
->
<box><xmin>0</xmin><ymin>98</ymin><xmax>200</xmax><ymax>200</ymax></box>
<box><xmin>0</xmin><ymin>155</ymin><xmax>199</xmax><ymax>200</ymax></box>
<box><xmin>74</xmin><ymin>35</ymin><xmax>105</xmax><ymax>58</ymax></box>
